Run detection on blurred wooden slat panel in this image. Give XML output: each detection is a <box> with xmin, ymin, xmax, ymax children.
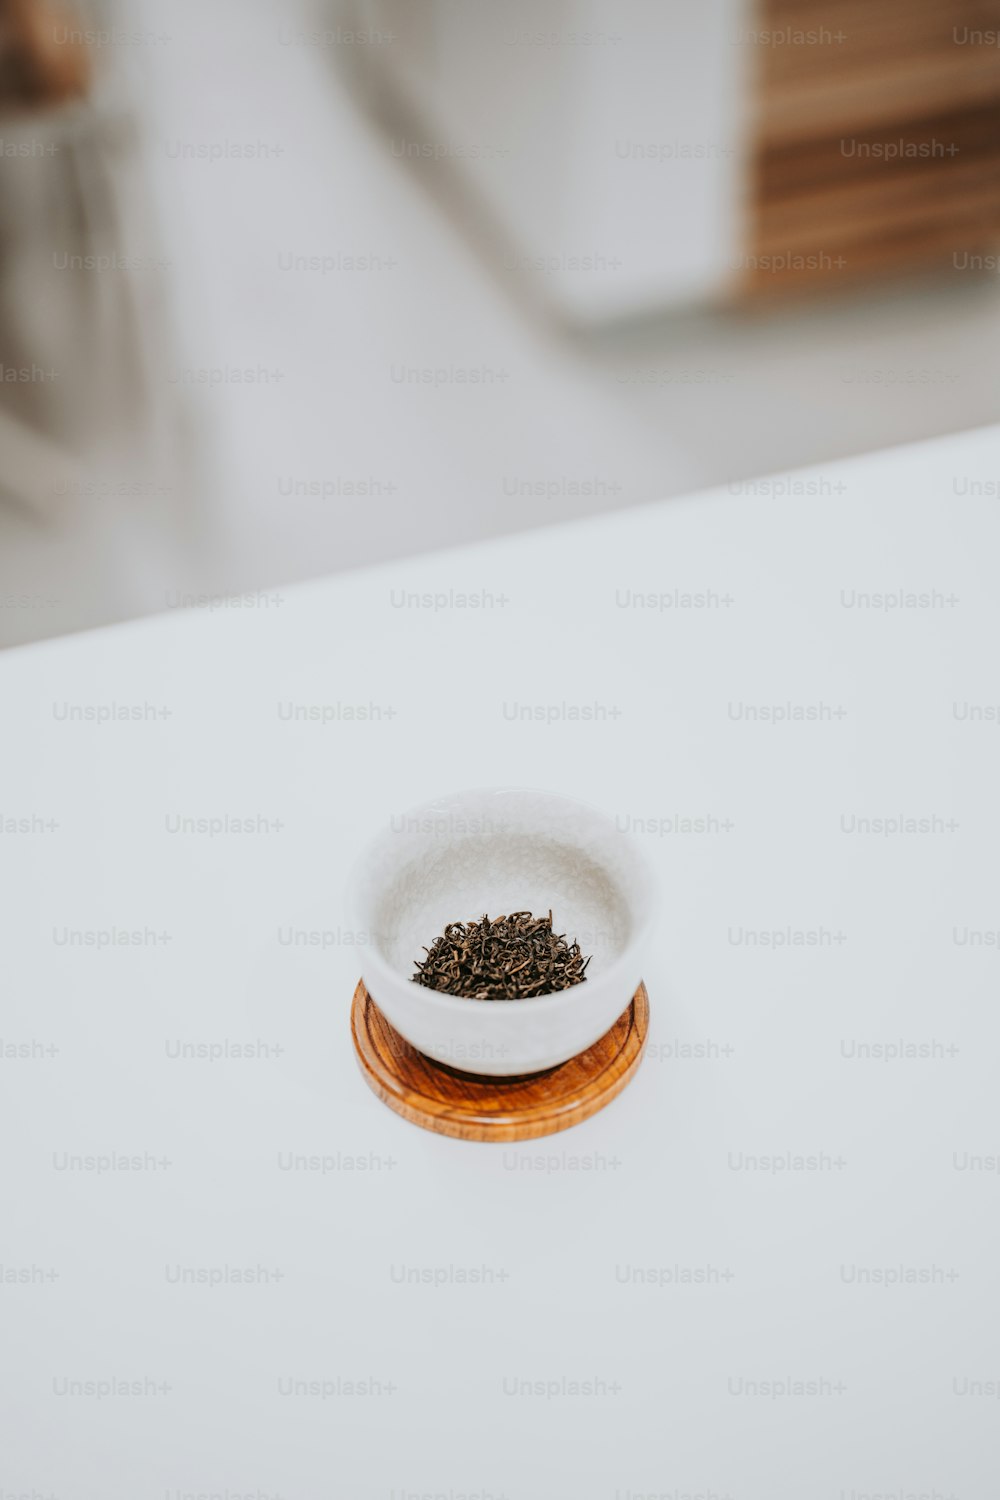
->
<box><xmin>760</xmin><ymin>51</ymin><xmax>1000</xmax><ymax>142</ymax></box>
<box><xmin>760</xmin><ymin>0</ymin><xmax>998</xmax><ymax>81</ymax></box>
<box><xmin>757</xmin><ymin>172</ymin><xmax>1000</xmax><ymax>256</ymax></box>
<box><xmin>741</xmin><ymin>221</ymin><xmax>1000</xmax><ymax>298</ymax></box>
<box><xmin>741</xmin><ymin>0</ymin><xmax>1000</xmax><ymax>298</ymax></box>
<box><xmin>761</xmin><ymin>13</ymin><xmax>983</xmax><ymax>87</ymax></box>
<box><xmin>760</xmin><ymin>106</ymin><xmax>1000</xmax><ymax>197</ymax></box>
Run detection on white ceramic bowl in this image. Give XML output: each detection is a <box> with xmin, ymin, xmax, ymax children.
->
<box><xmin>351</xmin><ymin>787</ymin><xmax>657</xmax><ymax>1076</ymax></box>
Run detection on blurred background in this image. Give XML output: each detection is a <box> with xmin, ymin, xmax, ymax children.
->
<box><xmin>2</xmin><ymin>0</ymin><xmax>1000</xmax><ymax>648</ymax></box>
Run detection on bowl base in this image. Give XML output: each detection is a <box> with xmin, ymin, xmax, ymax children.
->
<box><xmin>350</xmin><ymin>980</ymin><xmax>649</xmax><ymax>1142</ymax></box>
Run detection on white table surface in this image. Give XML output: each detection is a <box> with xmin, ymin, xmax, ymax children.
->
<box><xmin>3</xmin><ymin>424</ymin><xmax>999</xmax><ymax>1499</ymax></box>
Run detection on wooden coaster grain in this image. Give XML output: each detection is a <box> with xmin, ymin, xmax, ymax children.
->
<box><xmin>351</xmin><ymin>980</ymin><xmax>648</xmax><ymax>1142</ymax></box>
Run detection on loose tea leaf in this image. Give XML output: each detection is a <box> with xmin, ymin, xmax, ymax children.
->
<box><xmin>413</xmin><ymin>911</ymin><xmax>591</xmax><ymax>1000</ymax></box>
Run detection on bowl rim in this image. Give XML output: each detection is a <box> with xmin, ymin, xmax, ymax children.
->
<box><xmin>349</xmin><ymin>783</ymin><xmax>659</xmax><ymax>1015</ymax></box>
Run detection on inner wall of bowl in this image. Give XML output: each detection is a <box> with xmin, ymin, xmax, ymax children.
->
<box><xmin>375</xmin><ymin>834</ymin><xmax>631</xmax><ymax>981</ymax></box>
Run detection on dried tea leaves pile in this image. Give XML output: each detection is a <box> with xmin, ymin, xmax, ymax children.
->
<box><xmin>412</xmin><ymin>910</ymin><xmax>591</xmax><ymax>1000</ymax></box>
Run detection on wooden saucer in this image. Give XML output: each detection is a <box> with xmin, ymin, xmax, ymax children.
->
<box><xmin>351</xmin><ymin>980</ymin><xmax>648</xmax><ymax>1142</ymax></box>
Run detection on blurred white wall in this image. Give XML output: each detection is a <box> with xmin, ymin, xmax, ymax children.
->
<box><xmin>353</xmin><ymin>0</ymin><xmax>749</xmax><ymax>320</ymax></box>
